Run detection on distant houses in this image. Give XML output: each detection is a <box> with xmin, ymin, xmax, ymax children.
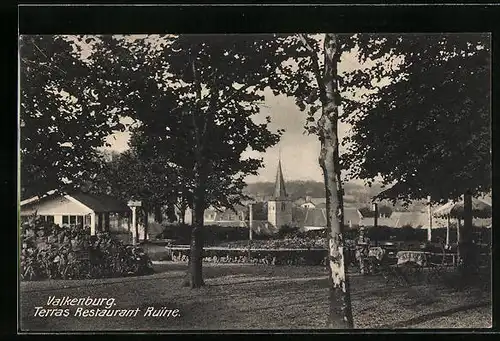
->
<box><xmin>296</xmin><ymin>196</ymin><xmax>326</xmax><ymax>209</ymax></box>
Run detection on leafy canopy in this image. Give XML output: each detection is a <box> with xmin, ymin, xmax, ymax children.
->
<box><xmin>340</xmin><ymin>34</ymin><xmax>491</xmax><ymax>203</ymax></box>
<box><xmin>20</xmin><ymin>35</ymin><xmax>125</xmax><ymax>198</ymax></box>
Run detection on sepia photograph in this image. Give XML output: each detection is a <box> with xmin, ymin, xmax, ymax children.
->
<box><xmin>18</xmin><ymin>31</ymin><xmax>492</xmax><ymax>331</ymax></box>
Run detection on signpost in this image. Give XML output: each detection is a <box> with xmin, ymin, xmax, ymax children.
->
<box><xmin>128</xmin><ymin>201</ymin><xmax>142</xmax><ymax>245</ymax></box>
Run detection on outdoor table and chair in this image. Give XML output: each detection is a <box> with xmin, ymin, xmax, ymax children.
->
<box><xmin>357</xmin><ymin>240</ymin><xmax>455</xmax><ymax>286</ymax></box>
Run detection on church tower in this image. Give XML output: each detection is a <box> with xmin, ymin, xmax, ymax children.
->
<box><xmin>267</xmin><ymin>157</ymin><xmax>293</xmax><ymax>229</ymax></box>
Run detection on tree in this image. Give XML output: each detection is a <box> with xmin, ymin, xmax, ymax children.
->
<box><xmin>88</xmin><ymin>35</ymin><xmax>287</xmax><ymax>287</ymax></box>
<box><xmin>19</xmin><ymin>35</ymin><xmax>125</xmax><ymax>198</ymax></box>
<box><xmin>341</xmin><ymin>33</ymin><xmax>490</xmax><ymax>273</ymax></box>
<box><xmin>273</xmin><ymin>34</ymin><xmax>355</xmax><ymax>328</ymax></box>
<box><xmin>85</xmin><ymin>33</ymin><xmax>357</xmax><ymax>325</ymax></box>
<box><xmin>88</xmin><ymin>149</ymin><xmax>181</xmax><ymax>242</ymax></box>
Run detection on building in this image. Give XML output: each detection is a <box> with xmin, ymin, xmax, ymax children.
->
<box><xmin>204</xmin><ymin>205</ymin><xmax>248</xmax><ymax>227</ymax></box>
<box><xmin>298</xmin><ymin>196</ymin><xmax>327</xmax><ymax>209</ymax></box>
<box><xmin>20</xmin><ymin>191</ymin><xmax>131</xmax><ymax>237</ymax></box>
<box><xmin>267</xmin><ymin>158</ymin><xmax>293</xmax><ymax>229</ymax></box>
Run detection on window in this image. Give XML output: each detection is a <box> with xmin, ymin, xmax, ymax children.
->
<box><xmin>62</xmin><ymin>215</ymin><xmax>83</xmax><ymax>227</ymax></box>
<box><xmin>39</xmin><ymin>215</ymin><xmax>54</xmax><ymax>223</ymax></box>
<box><xmin>281</xmin><ymin>203</ymin><xmax>286</xmax><ymax>211</ymax></box>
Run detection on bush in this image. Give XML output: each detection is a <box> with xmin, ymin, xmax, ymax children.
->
<box><xmin>167</xmin><ymin>247</ymin><xmax>329</xmax><ymax>266</ymax></box>
<box><xmin>217</xmin><ymin>237</ymin><xmax>328</xmax><ymax>250</ymax></box>
<box><xmin>20</xmin><ymin>217</ymin><xmax>154</xmax><ymax>281</ymax></box>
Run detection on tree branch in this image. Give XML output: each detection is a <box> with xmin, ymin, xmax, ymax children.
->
<box><xmin>21</xmin><ymin>58</ymin><xmax>67</xmax><ymax>76</ymax></box>
<box><xmin>298</xmin><ymin>34</ymin><xmax>325</xmax><ymax>102</ymax></box>
<box><xmin>29</xmin><ymin>40</ymin><xmax>68</xmax><ymax>76</ymax></box>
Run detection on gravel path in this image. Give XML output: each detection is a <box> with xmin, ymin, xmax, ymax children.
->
<box><xmin>19</xmin><ymin>263</ymin><xmax>491</xmax><ymax>331</ymax></box>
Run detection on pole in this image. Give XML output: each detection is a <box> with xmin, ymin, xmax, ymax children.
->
<box><xmin>131</xmin><ymin>206</ymin><xmax>137</xmax><ymax>245</ymax></box>
<box><xmin>372</xmin><ymin>203</ymin><xmax>378</xmax><ymax>228</ymax></box>
<box><xmin>248</xmin><ymin>204</ymin><xmax>253</xmax><ymax>261</ymax></box>
<box><xmin>446</xmin><ymin>215</ymin><xmax>450</xmax><ymax>247</ymax></box>
<box><xmin>427</xmin><ymin>195</ymin><xmax>432</xmax><ymax>242</ymax></box>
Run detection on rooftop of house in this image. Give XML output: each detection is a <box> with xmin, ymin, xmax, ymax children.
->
<box><xmin>21</xmin><ymin>190</ymin><xmax>131</xmax><ymax>213</ymax></box>
<box><xmin>70</xmin><ymin>192</ymin><xmax>130</xmax><ymax>213</ymax></box>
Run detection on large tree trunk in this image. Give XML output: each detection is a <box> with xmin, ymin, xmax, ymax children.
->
<box><xmin>154</xmin><ymin>204</ymin><xmax>163</xmax><ymax>223</ymax></box>
<box><xmin>182</xmin><ymin>184</ymin><xmax>206</xmax><ymax>288</ymax></box>
<box><xmin>319</xmin><ymin>33</ymin><xmax>354</xmax><ymax>329</ymax></box>
<box><xmin>182</xmin><ymin>53</ymin><xmax>207</xmax><ymax>289</ymax></box>
<box><xmin>143</xmin><ymin>208</ymin><xmax>149</xmax><ymax>242</ymax></box>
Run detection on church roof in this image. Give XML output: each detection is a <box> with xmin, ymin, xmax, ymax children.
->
<box><xmin>272</xmin><ymin>159</ymin><xmax>288</xmax><ymax>200</ymax></box>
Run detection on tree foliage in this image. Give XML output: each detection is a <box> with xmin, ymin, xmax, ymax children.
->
<box><xmin>85</xmin><ymin>35</ymin><xmax>293</xmax><ymax>287</ymax></box>
<box><xmin>88</xmin><ymin>35</ymin><xmax>288</xmax><ymax>211</ymax></box>
<box><xmin>19</xmin><ymin>35</ymin><xmax>125</xmax><ymax>198</ymax></box>
<box><xmin>88</xmin><ymin>150</ymin><xmax>178</xmax><ymax>211</ymax></box>
<box><xmin>340</xmin><ymin>33</ymin><xmax>491</xmax><ymax>203</ymax></box>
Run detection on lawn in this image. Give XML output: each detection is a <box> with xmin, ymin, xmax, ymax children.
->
<box><xmin>19</xmin><ymin>263</ymin><xmax>492</xmax><ymax>331</ymax></box>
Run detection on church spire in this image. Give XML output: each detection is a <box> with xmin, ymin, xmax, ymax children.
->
<box><xmin>273</xmin><ymin>153</ymin><xmax>287</xmax><ymax>199</ymax></box>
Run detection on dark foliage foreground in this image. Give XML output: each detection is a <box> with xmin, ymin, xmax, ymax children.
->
<box><xmin>20</xmin><ymin>218</ymin><xmax>154</xmax><ymax>281</ymax></box>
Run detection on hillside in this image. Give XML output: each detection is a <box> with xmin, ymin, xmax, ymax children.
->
<box><xmin>243</xmin><ymin>180</ymin><xmax>437</xmax><ymax>212</ymax></box>
<box><xmin>244</xmin><ymin>180</ymin><xmax>384</xmax><ymax>205</ymax></box>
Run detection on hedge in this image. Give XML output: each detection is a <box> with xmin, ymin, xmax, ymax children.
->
<box><xmin>20</xmin><ymin>217</ymin><xmax>154</xmax><ymax>281</ymax></box>
<box><xmin>163</xmin><ymin>246</ymin><xmax>360</xmax><ymax>267</ymax></box>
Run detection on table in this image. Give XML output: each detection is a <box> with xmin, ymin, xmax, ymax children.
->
<box><xmin>396</xmin><ymin>250</ymin><xmax>431</xmax><ymax>267</ymax></box>
<box><xmin>368</xmin><ymin>247</ymin><xmax>385</xmax><ymax>261</ymax></box>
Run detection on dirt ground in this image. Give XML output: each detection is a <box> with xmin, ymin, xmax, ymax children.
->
<box><xmin>19</xmin><ymin>263</ymin><xmax>492</xmax><ymax>331</ymax></box>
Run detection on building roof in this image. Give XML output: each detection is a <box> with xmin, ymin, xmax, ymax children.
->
<box><xmin>344</xmin><ymin>207</ymin><xmax>361</xmax><ymax>226</ymax></box>
<box><xmin>433</xmin><ymin>198</ymin><xmax>492</xmax><ymax>219</ymax></box>
<box><xmin>391</xmin><ymin>211</ymin><xmax>429</xmax><ymax>228</ymax></box>
<box><xmin>292</xmin><ymin>206</ymin><xmax>361</xmax><ymax>229</ymax></box>
<box><xmin>20</xmin><ymin>191</ymin><xmax>131</xmax><ymax>214</ymax></box>
<box><xmin>302</xmin><ymin>197</ymin><xmax>327</xmax><ymax>207</ymax></box>
<box><xmin>303</xmin><ymin>208</ymin><xmax>327</xmax><ymax>228</ymax></box>
<box><xmin>294</xmin><ymin>197</ymin><xmax>307</xmax><ymax>206</ymax></box>
<box><xmin>272</xmin><ymin>159</ymin><xmax>288</xmax><ymax>200</ymax></box>
<box><xmin>69</xmin><ymin>192</ymin><xmax>131</xmax><ymax>213</ymax></box>
<box><xmin>20</xmin><ymin>189</ymin><xmax>59</xmax><ymax>206</ymax></box>
<box><xmin>205</xmin><ymin>206</ymin><xmax>246</xmax><ymax>221</ymax></box>
<box><xmin>359</xmin><ymin>216</ymin><xmax>399</xmax><ymax>227</ymax></box>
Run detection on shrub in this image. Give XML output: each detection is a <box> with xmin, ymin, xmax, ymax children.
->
<box><xmin>167</xmin><ymin>247</ymin><xmax>329</xmax><ymax>266</ymax></box>
<box><xmin>20</xmin><ymin>217</ymin><xmax>154</xmax><ymax>281</ymax></box>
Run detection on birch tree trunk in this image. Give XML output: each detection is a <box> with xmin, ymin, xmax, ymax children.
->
<box><xmin>319</xmin><ymin>33</ymin><xmax>354</xmax><ymax>329</ymax></box>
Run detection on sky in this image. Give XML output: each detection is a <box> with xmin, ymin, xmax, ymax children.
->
<box><xmin>104</xmin><ymin>91</ymin><xmax>348</xmax><ymax>184</ymax></box>
<box><xmin>86</xmin><ymin>35</ymin><xmax>393</xmax><ymax>184</ymax></box>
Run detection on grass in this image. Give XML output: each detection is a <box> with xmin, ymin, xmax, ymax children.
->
<box><xmin>19</xmin><ymin>262</ymin><xmax>491</xmax><ymax>331</ymax></box>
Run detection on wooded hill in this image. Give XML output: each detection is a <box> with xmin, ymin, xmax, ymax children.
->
<box><xmin>243</xmin><ymin>180</ymin><xmax>430</xmax><ymax>211</ymax></box>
